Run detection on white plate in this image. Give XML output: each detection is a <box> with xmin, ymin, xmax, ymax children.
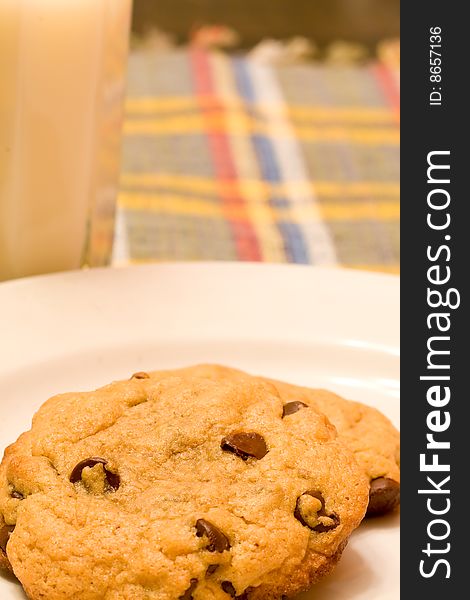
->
<box><xmin>0</xmin><ymin>263</ymin><xmax>399</xmax><ymax>599</ymax></box>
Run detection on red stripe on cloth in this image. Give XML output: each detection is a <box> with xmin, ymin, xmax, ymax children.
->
<box><xmin>189</xmin><ymin>49</ymin><xmax>262</xmax><ymax>261</ymax></box>
<box><xmin>371</xmin><ymin>63</ymin><xmax>400</xmax><ymax>123</ymax></box>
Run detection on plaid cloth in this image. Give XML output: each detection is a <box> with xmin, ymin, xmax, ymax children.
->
<box><xmin>113</xmin><ymin>48</ymin><xmax>399</xmax><ymax>273</ymax></box>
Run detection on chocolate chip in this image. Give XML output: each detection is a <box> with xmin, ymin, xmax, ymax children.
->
<box><xmin>367</xmin><ymin>477</ymin><xmax>400</xmax><ymax>516</ymax></box>
<box><xmin>282</xmin><ymin>401</ymin><xmax>308</xmax><ymax>417</ymax></box>
<box><xmin>221</xmin><ymin>432</ymin><xmax>268</xmax><ymax>460</ymax></box>
<box><xmin>10</xmin><ymin>490</ymin><xmax>24</xmax><ymax>500</ymax></box>
<box><xmin>221</xmin><ymin>582</ymin><xmax>251</xmax><ymax>599</ymax></box>
<box><xmin>206</xmin><ymin>564</ymin><xmax>219</xmax><ymax>575</ymax></box>
<box><xmin>234</xmin><ymin>590</ymin><xmax>252</xmax><ymax>600</ymax></box>
<box><xmin>221</xmin><ymin>581</ymin><xmax>236</xmax><ymax>597</ymax></box>
<box><xmin>131</xmin><ymin>372</ymin><xmax>150</xmax><ymax>380</ymax></box>
<box><xmin>0</xmin><ymin>524</ymin><xmax>14</xmax><ymax>553</ymax></box>
<box><xmin>196</xmin><ymin>519</ymin><xmax>230</xmax><ymax>552</ymax></box>
<box><xmin>69</xmin><ymin>457</ymin><xmax>120</xmax><ymax>492</ymax></box>
<box><xmin>294</xmin><ymin>491</ymin><xmax>340</xmax><ymax>532</ymax></box>
<box><xmin>179</xmin><ymin>578</ymin><xmax>198</xmax><ymax>600</ymax></box>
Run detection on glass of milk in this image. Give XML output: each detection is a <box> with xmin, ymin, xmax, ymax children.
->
<box><xmin>0</xmin><ymin>0</ymin><xmax>132</xmax><ymax>281</ymax></box>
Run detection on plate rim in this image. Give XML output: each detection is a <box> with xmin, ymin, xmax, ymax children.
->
<box><xmin>0</xmin><ymin>263</ymin><xmax>400</xmax><ymax>374</ymax></box>
<box><xmin>0</xmin><ymin>261</ymin><xmax>399</xmax><ymax>290</ymax></box>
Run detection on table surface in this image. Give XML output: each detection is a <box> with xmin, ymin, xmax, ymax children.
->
<box><xmin>112</xmin><ymin>47</ymin><xmax>399</xmax><ymax>273</ymax></box>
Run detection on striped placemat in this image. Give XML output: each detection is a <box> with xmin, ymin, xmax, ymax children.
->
<box><xmin>113</xmin><ymin>48</ymin><xmax>399</xmax><ymax>273</ymax></box>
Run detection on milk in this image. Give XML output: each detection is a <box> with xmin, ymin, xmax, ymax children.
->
<box><xmin>0</xmin><ymin>0</ymin><xmax>132</xmax><ymax>280</ymax></box>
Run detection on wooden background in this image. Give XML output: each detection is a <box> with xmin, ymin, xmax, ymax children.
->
<box><xmin>131</xmin><ymin>0</ymin><xmax>400</xmax><ymax>49</ymax></box>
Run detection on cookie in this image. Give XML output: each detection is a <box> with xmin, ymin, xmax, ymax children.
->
<box><xmin>0</xmin><ymin>373</ymin><xmax>369</xmax><ymax>599</ymax></box>
<box><xmin>264</xmin><ymin>378</ymin><xmax>400</xmax><ymax>517</ymax></box>
<box><xmin>0</xmin><ymin>513</ymin><xmax>13</xmax><ymax>573</ymax></box>
<box><xmin>148</xmin><ymin>365</ymin><xmax>400</xmax><ymax>516</ymax></box>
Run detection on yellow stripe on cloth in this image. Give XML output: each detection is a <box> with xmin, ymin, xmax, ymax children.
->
<box><xmin>123</xmin><ymin>116</ymin><xmax>399</xmax><ymax>145</ymax></box>
<box><xmin>121</xmin><ymin>173</ymin><xmax>400</xmax><ymax>199</ymax></box>
<box><xmin>125</xmin><ymin>96</ymin><xmax>398</xmax><ymax>124</ymax></box>
<box><xmin>118</xmin><ymin>193</ymin><xmax>399</xmax><ymax>221</ymax></box>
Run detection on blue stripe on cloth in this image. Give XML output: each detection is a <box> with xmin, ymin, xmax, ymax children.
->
<box><xmin>231</xmin><ymin>57</ymin><xmax>310</xmax><ymax>264</ymax></box>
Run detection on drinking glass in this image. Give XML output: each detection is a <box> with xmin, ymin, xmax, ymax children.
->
<box><xmin>0</xmin><ymin>0</ymin><xmax>133</xmax><ymax>281</ymax></box>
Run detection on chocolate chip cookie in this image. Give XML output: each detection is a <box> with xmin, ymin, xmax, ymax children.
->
<box><xmin>0</xmin><ymin>373</ymin><xmax>369</xmax><ymax>599</ymax></box>
<box><xmin>148</xmin><ymin>365</ymin><xmax>400</xmax><ymax>517</ymax></box>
